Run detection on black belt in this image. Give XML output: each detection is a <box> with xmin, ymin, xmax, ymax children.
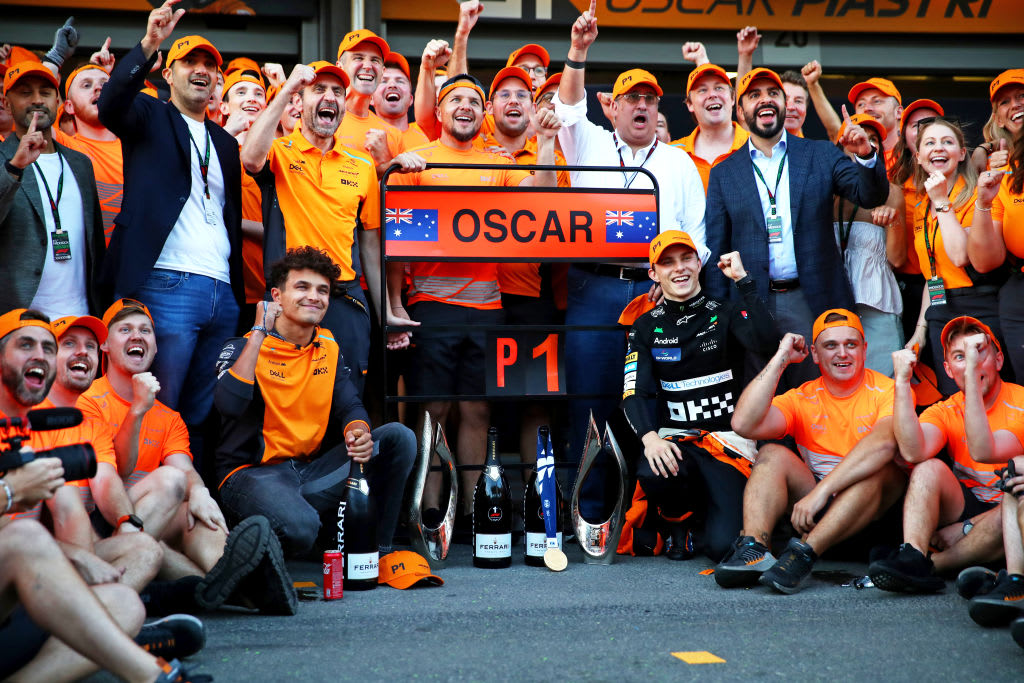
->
<box><xmin>575</xmin><ymin>263</ymin><xmax>650</xmax><ymax>281</ymax></box>
<box><xmin>769</xmin><ymin>278</ymin><xmax>800</xmax><ymax>292</ymax></box>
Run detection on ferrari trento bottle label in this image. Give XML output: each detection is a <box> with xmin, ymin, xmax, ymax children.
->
<box><xmin>475</xmin><ymin>533</ymin><xmax>512</xmax><ymax>558</ymax></box>
<box><xmin>345</xmin><ymin>552</ymin><xmax>379</xmax><ymax>580</ymax></box>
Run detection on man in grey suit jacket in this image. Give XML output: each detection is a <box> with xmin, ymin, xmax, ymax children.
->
<box><xmin>706</xmin><ymin>68</ymin><xmax>889</xmax><ymax>386</ymax></box>
<box><xmin>1</xmin><ymin>62</ymin><xmax>105</xmax><ymax>318</ymax></box>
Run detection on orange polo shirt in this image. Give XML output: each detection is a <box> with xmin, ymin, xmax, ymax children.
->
<box><xmin>388</xmin><ymin>141</ymin><xmax>529</xmax><ymax>309</ymax></box>
<box><xmin>402</xmin><ymin>122</ymin><xmax>430</xmax><ymax>150</ymax></box>
<box><xmin>897</xmin><ymin>178</ymin><xmax>923</xmax><ymax>275</ymax></box>
<box><xmin>264</xmin><ymin>127</ymin><xmax>379</xmax><ymax>280</ymax></box>
<box><xmin>77</xmin><ymin>376</ymin><xmax>191</xmax><ymax>490</ymax></box>
<box><xmin>339</xmin><ymin>108</ymin><xmax>404</xmax><ymax>161</ymax></box>
<box><xmin>670</xmin><ymin>123</ymin><xmax>748</xmax><ymax>193</ymax></box>
<box><xmin>55</xmin><ymin>129</ymin><xmax>123</xmax><ymax>246</ymax></box>
<box><xmin>912</xmin><ymin>176</ymin><xmax>976</xmax><ymax>289</ymax></box>
<box><xmin>240</xmin><ymin>170</ymin><xmax>265</xmax><ymax>303</ymax></box>
<box><xmin>991</xmin><ymin>170</ymin><xmax>1024</xmax><ymax>261</ymax></box>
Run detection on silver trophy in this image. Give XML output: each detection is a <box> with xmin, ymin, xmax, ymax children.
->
<box><xmin>571</xmin><ymin>411</ymin><xmax>629</xmax><ymax>564</ymax></box>
<box><xmin>407</xmin><ymin>411</ymin><xmax>458</xmax><ymax>569</ymax></box>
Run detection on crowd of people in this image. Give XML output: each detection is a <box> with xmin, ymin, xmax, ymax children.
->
<box><xmin>2</xmin><ymin>0</ymin><xmax>1024</xmax><ymax>677</ymax></box>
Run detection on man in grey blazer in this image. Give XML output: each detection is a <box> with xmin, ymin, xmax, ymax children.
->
<box><xmin>706</xmin><ymin>67</ymin><xmax>888</xmax><ymax>387</ymax></box>
<box><xmin>1</xmin><ymin>62</ymin><xmax>105</xmax><ymax>318</ymax></box>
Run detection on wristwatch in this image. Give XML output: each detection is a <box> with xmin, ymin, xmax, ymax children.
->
<box><xmin>117</xmin><ymin>513</ymin><xmax>145</xmax><ymax>531</ymax></box>
<box><xmin>934</xmin><ymin>202</ymin><xmax>952</xmax><ymax>213</ymax></box>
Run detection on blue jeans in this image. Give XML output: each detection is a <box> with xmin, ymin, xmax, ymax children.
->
<box><xmin>218</xmin><ymin>423</ymin><xmax>416</xmax><ymax>557</ymax></box>
<box><xmin>565</xmin><ymin>266</ymin><xmax>651</xmax><ymax>519</ymax></box>
<box><xmin>128</xmin><ymin>269</ymin><xmax>240</xmax><ymax>436</ymax></box>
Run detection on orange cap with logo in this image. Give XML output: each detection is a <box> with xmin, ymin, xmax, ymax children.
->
<box><xmin>309</xmin><ymin>61</ymin><xmax>350</xmax><ymax>89</ymax></box>
<box><xmin>224</xmin><ymin>56</ymin><xmax>261</xmax><ymax>77</ymax></box>
<box><xmin>3</xmin><ymin>61</ymin><xmax>59</xmax><ymax>96</ymax></box>
<box><xmin>0</xmin><ymin>309</ymin><xmax>54</xmax><ymax>343</ymax></box>
<box><xmin>506</xmin><ymin>43</ymin><xmax>550</xmax><ymax>69</ymax></box>
<box><xmin>940</xmin><ymin>315</ymin><xmax>1001</xmax><ymax>353</ymax></box>
<box><xmin>384</xmin><ymin>52</ymin><xmax>411</xmax><ymax>80</ymax></box>
<box><xmin>222</xmin><ymin>71</ymin><xmax>266</xmax><ymax>99</ymax></box>
<box><xmin>989</xmin><ymin>69</ymin><xmax>1024</xmax><ymax>102</ymax></box>
<box><xmin>812</xmin><ymin>309</ymin><xmax>864</xmax><ymax>343</ymax></box>
<box><xmin>848</xmin><ymin>77</ymin><xmax>902</xmax><ymax>106</ymax></box>
<box><xmin>378</xmin><ymin>551</ymin><xmax>444</xmax><ymax>589</ymax></box>
<box><xmin>52</xmin><ymin>316</ymin><xmax>107</xmax><ymax>345</ymax></box>
<box><xmin>535</xmin><ymin>72</ymin><xmax>561</xmax><ymax>102</ymax></box>
<box><xmin>488</xmin><ymin>66</ymin><xmax>532</xmax><ymax>101</ymax></box>
<box><xmin>900</xmin><ymin>98</ymin><xmax>944</xmax><ymax>134</ymax></box>
<box><xmin>612</xmin><ymin>69</ymin><xmax>663</xmax><ymax>99</ymax></box>
<box><xmin>649</xmin><ymin>230</ymin><xmax>697</xmax><ymax>266</ymax></box>
<box><xmin>166</xmin><ymin>35</ymin><xmax>222</xmax><ymax>68</ymax></box>
<box><xmin>837</xmin><ymin>113</ymin><xmax>886</xmax><ymax>143</ymax></box>
<box><xmin>102</xmin><ymin>298</ymin><xmax>154</xmax><ymax>329</ymax></box>
<box><xmin>686</xmin><ymin>63</ymin><xmax>731</xmax><ymax>96</ymax></box>
<box><xmin>736</xmin><ymin>67</ymin><xmax>783</xmax><ymax>100</ymax></box>
<box><xmin>336</xmin><ymin>29</ymin><xmax>390</xmax><ymax>62</ymax></box>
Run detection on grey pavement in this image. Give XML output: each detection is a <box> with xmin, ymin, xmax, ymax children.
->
<box><xmin>131</xmin><ymin>544</ymin><xmax>1024</xmax><ymax>682</ymax></box>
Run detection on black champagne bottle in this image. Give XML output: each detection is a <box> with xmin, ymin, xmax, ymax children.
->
<box><xmin>339</xmin><ymin>463</ymin><xmax>379</xmax><ymax>590</ymax></box>
<box><xmin>473</xmin><ymin>427</ymin><xmax>512</xmax><ymax>568</ymax></box>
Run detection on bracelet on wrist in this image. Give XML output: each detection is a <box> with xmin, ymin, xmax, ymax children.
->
<box><xmin>4</xmin><ymin>160</ymin><xmax>24</xmax><ymax>180</ymax></box>
<box><xmin>0</xmin><ymin>479</ymin><xmax>12</xmax><ymax>514</ymax></box>
<box><xmin>975</xmin><ymin>201</ymin><xmax>992</xmax><ymax>212</ymax></box>
<box><xmin>251</xmin><ymin>325</ymin><xmax>268</xmax><ymax>335</ymax></box>
<box><xmin>565</xmin><ymin>57</ymin><xmax>586</xmax><ymax>70</ymax></box>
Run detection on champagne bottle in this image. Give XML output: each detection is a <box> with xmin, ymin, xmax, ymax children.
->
<box><xmin>525</xmin><ymin>426</ymin><xmax>563</xmax><ymax>566</ymax></box>
<box><xmin>473</xmin><ymin>427</ymin><xmax>512</xmax><ymax>568</ymax></box>
<box><xmin>339</xmin><ymin>463</ymin><xmax>379</xmax><ymax>590</ymax></box>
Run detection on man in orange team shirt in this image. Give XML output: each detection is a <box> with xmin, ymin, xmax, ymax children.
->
<box><xmin>671</xmin><ymin>63</ymin><xmax>748</xmax><ymax>193</ymax></box>
<box><xmin>373</xmin><ymin>52</ymin><xmax>429</xmax><ymax>151</ymax></box>
<box><xmin>715</xmin><ymin>310</ymin><xmax>905</xmax><ymax>594</ymax></box>
<box><xmin>850</xmin><ymin>77</ymin><xmax>902</xmax><ymax>172</ymax></box>
<box><xmin>79</xmin><ymin>299</ymin><xmax>296</xmax><ymax>615</ymax></box>
<box><xmin>387</xmin><ymin>73</ymin><xmax>560</xmax><ymax>521</ymax></box>
<box><xmin>336</xmin><ymin>29</ymin><xmax>405</xmax><ymax>174</ymax></box>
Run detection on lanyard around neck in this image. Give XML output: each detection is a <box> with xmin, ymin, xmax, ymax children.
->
<box><xmin>613</xmin><ymin>134</ymin><xmax>657</xmax><ymax>189</ymax></box>
<box><xmin>33</xmin><ymin>148</ymin><xmax>65</xmax><ymax>232</ymax></box>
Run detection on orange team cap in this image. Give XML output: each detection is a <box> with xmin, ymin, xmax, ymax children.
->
<box><xmin>686</xmin><ymin>63</ymin><xmax>731</xmax><ymax>96</ymax></box>
<box><xmin>378</xmin><ymin>551</ymin><xmax>444</xmax><ymax>589</ymax></box>
<box><xmin>52</xmin><ymin>315</ymin><xmax>107</xmax><ymax>345</ymax></box>
<box><xmin>612</xmin><ymin>69</ymin><xmax>663</xmax><ymax>99</ymax></box>
<box><xmin>337</xmin><ymin>29</ymin><xmax>389</xmax><ymax>61</ymax></box>
<box><xmin>736</xmin><ymin>67</ymin><xmax>783</xmax><ymax>100</ymax></box>
<box><xmin>3</xmin><ymin>61</ymin><xmax>59</xmax><ymax>96</ymax></box>
<box><xmin>166</xmin><ymin>35</ymin><xmax>223</xmax><ymax>68</ymax></box>
<box><xmin>0</xmin><ymin>309</ymin><xmax>54</xmax><ymax>343</ymax></box>
<box><xmin>222</xmin><ymin>71</ymin><xmax>266</xmax><ymax>98</ymax></box>
<box><xmin>940</xmin><ymin>316</ymin><xmax>1001</xmax><ymax>353</ymax></box>
<box><xmin>384</xmin><ymin>52</ymin><xmax>411</xmax><ymax>80</ymax></box>
<box><xmin>4</xmin><ymin>45</ymin><xmax>41</xmax><ymax>68</ymax></box>
<box><xmin>837</xmin><ymin>113</ymin><xmax>886</xmax><ymax>143</ymax></box>
<box><xmin>64</xmin><ymin>64</ymin><xmax>107</xmax><ymax>100</ymax></box>
<box><xmin>437</xmin><ymin>73</ymin><xmax>486</xmax><ymax>105</ymax></box>
<box><xmin>649</xmin><ymin>230</ymin><xmax>697</xmax><ymax>266</ymax></box>
<box><xmin>224</xmin><ymin>56</ymin><xmax>261</xmax><ymax>77</ymax></box>
<box><xmin>900</xmin><ymin>98</ymin><xmax>944</xmax><ymax>133</ymax></box>
<box><xmin>535</xmin><ymin>72</ymin><xmax>561</xmax><ymax>102</ymax></box>
<box><xmin>506</xmin><ymin>43</ymin><xmax>550</xmax><ymax>69</ymax></box>
<box><xmin>848</xmin><ymin>77</ymin><xmax>901</xmax><ymax>106</ymax></box>
<box><xmin>308</xmin><ymin>61</ymin><xmax>350</xmax><ymax>89</ymax></box>
<box><xmin>812</xmin><ymin>308</ymin><xmax>864</xmax><ymax>343</ymax></box>
<box><xmin>488</xmin><ymin>66</ymin><xmax>532</xmax><ymax>100</ymax></box>
<box><xmin>989</xmin><ymin>69</ymin><xmax>1024</xmax><ymax>102</ymax></box>
<box><xmin>102</xmin><ymin>298</ymin><xmax>154</xmax><ymax>329</ymax></box>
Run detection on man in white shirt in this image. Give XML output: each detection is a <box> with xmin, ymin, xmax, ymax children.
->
<box><xmin>553</xmin><ymin>0</ymin><xmax>706</xmax><ymax>517</ymax></box>
<box><xmin>0</xmin><ymin>62</ymin><xmax>105</xmax><ymax>319</ymax></box>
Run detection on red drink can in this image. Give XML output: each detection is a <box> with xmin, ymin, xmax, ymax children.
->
<box><xmin>323</xmin><ymin>550</ymin><xmax>344</xmax><ymax>600</ymax></box>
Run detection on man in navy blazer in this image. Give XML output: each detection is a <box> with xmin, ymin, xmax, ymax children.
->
<box><xmin>97</xmin><ymin>0</ymin><xmax>243</xmax><ymax>460</ymax></box>
<box><xmin>706</xmin><ymin>68</ymin><xmax>889</xmax><ymax>386</ymax></box>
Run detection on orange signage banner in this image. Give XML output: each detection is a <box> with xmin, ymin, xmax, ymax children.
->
<box><xmin>382</xmin><ymin>187</ymin><xmax>657</xmax><ymax>260</ymax></box>
<box><xmin>382</xmin><ymin>0</ymin><xmax>1021</xmax><ymax>35</ymax></box>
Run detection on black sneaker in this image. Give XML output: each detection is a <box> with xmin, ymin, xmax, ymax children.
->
<box><xmin>196</xmin><ymin>516</ymin><xmax>273</xmax><ymax>610</ymax></box>
<box><xmin>136</xmin><ymin>614</ymin><xmax>206</xmax><ymax>660</ymax></box>
<box><xmin>141</xmin><ymin>576</ymin><xmax>203</xmax><ymax>617</ymax></box>
<box><xmin>1012</xmin><ymin>616</ymin><xmax>1024</xmax><ymax>649</ymax></box>
<box><xmin>868</xmin><ymin>543</ymin><xmax>945</xmax><ymax>593</ymax></box>
<box><xmin>968</xmin><ymin>572</ymin><xmax>1024</xmax><ymax>627</ymax></box>
<box><xmin>230</xmin><ymin>526</ymin><xmax>297</xmax><ymax>616</ymax></box>
<box><xmin>154</xmin><ymin>657</ymin><xmax>213</xmax><ymax>682</ymax></box>
<box><xmin>956</xmin><ymin>566</ymin><xmax>999</xmax><ymax>600</ymax></box>
<box><xmin>759</xmin><ymin>537</ymin><xmax>818</xmax><ymax>595</ymax></box>
<box><xmin>714</xmin><ymin>535</ymin><xmax>776</xmax><ymax>588</ymax></box>
<box><xmin>664</xmin><ymin>523</ymin><xmax>695</xmax><ymax>562</ymax></box>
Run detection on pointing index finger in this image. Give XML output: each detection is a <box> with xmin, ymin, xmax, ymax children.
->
<box><xmin>589</xmin><ymin>0</ymin><xmax>597</xmax><ymax>19</ymax></box>
<box><xmin>27</xmin><ymin>111</ymin><xmax>39</xmax><ymax>134</ymax></box>
<box><xmin>841</xmin><ymin>103</ymin><xmax>853</xmax><ymax>126</ymax></box>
